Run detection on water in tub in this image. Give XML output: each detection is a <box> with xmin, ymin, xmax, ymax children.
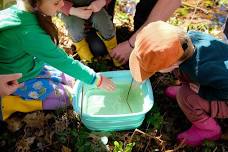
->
<box><xmin>83</xmin><ymin>83</ymin><xmax>146</xmax><ymax>115</ymax></box>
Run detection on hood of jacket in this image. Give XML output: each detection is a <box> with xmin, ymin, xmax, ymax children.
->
<box><xmin>0</xmin><ymin>5</ymin><xmax>38</xmax><ymax>32</ymax></box>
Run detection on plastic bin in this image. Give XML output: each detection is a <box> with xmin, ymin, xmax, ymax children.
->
<box><xmin>72</xmin><ymin>70</ymin><xmax>154</xmax><ymax>131</ymax></box>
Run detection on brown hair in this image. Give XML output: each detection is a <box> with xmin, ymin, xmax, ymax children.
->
<box><xmin>28</xmin><ymin>0</ymin><xmax>59</xmax><ymax>44</ymax></box>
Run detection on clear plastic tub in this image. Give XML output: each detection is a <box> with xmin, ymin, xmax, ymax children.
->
<box><xmin>72</xmin><ymin>70</ymin><xmax>154</xmax><ymax>131</ymax></box>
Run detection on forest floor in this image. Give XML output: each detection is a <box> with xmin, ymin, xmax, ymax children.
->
<box><xmin>0</xmin><ymin>0</ymin><xmax>228</xmax><ymax>152</ymax></box>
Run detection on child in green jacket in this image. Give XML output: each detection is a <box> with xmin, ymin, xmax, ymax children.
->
<box><xmin>0</xmin><ymin>0</ymin><xmax>115</xmax><ymax>120</ymax></box>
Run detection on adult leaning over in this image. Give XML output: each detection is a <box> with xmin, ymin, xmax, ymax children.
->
<box><xmin>110</xmin><ymin>0</ymin><xmax>182</xmax><ymax>64</ymax></box>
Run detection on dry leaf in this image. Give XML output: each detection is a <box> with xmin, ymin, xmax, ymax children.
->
<box><xmin>23</xmin><ymin>112</ymin><xmax>54</xmax><ymax>128</ymax></box>
<box><xmin>16</xmin><ymin>137</ymin><xmax>35</xmax><ymax>152</ymax></box>
<box><xmin>6</xmin><ymin>116</ymin><xmax>24</xmax><ymax>132</ymax></box>
<box><xmin>61</xmin><ymin>145</ymin><xmax>72</xmax><ymax>152</ymax></box>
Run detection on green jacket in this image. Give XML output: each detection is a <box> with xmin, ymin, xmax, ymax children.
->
<box><xmin>0</xmin><ymin>5</ymin><xmax>96</xmax><ymax>84</ymax></box>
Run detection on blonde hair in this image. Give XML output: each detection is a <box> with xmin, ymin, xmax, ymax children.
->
<box><xmin>176</xmin><ymin>29</ymin><xmax>194</xmax><ymax>62</ymax></box>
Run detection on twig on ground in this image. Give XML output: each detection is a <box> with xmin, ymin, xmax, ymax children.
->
<box><xmin>164</xmin><ymin>140</ymin><xmax>186</xmax><ymax>152</ymax></box>
<box><xmin>213</xmin><ymin>146</ymin><xmax>218</xmax><ymax>152</ymax></box>
<box><xmin>32</xmin><ymin>141</ymin><xmax>59</xmax><ymax>152</ymax></box>
<box><xmin>129</xmin><ymin>129</ymin><xmax>166</xmax><ymax>151</ymax></box>
<box><xmin>143</xmin><ymin>138</ymin><xmax>151</xmax><ymax>152</ymax></box>
<box><xmin>182</xmin><ymin>1</ymin><xmax>209</xmax><ymax>14</ymax></box>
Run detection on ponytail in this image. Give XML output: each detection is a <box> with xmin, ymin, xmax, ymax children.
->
<box><xmin>34</xmin><ymin>12</ymin><xmax>59</xmax><ymax>44</ymax></box>
<box><xmin>28</xmin><ymin>0</ymin><xmax>59</xmax><ymax>44</ymax></box>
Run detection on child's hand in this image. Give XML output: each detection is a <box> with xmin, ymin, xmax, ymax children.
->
<box><xmin>69</xmin><ymin>7</ymin><xmax>93</xmax><ymax>19</ymax></box>
<box><xmin>96</xmin><ymin>75</ymin><xmax>115</xmax><ymax>91</ymax></box>
<box><xmin>87</xmin><ymin>0</ymin><xmax>106</xmax><ymax>12</ymax></box>
<box><xmin>189</xmin><ymin>83</ymin><xmax>199</xmax><ymax>93</ymax></box>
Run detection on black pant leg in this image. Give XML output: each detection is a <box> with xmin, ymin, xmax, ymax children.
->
<box><xmin>106</xmin><ymin>0</ymin><xmax>117</xmax><ymax>19</ymax></box>
<box><xmin>134</xmin><ymin>0</ymin><xmax>158</xmax><ymax>31</ymax></box>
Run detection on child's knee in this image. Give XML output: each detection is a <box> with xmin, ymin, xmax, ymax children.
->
<box><xmin>92</xmin><ymin>10</ymin><xmax>115</xmax><ymax>40</ymax></box>
<box><xmin>61</xmin><ymin>73</ymin><xmax>75</xmax><ymax>88</ymax></box>
<box><xmin>42</xmin><ymin>85</ymin><xmax>72</xmax><ymax>110</ymax></box>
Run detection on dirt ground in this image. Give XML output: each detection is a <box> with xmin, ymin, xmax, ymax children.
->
<box><xmin>0</xmin><ymin>0</ymin><xmax>228</xmax><ymax>152</ymax></box>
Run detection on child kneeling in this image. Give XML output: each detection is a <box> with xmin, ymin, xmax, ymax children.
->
<box><xmin>129</xmin><ymin>21</ymin><xmax>228</xmax><ymax>146</ymax></box>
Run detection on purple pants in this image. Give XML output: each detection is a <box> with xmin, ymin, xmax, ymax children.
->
<box><xmin>176</xmin><ymin>84</ymin><xmax>228</xmax><ymax>122</ymax></box>
<box><xmin>42</xmin><ymin>73</ymin><xmax>75</xmax><ymax>110</ymax></box>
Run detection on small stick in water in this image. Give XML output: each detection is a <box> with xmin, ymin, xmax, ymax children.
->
<box><xmin>126</xmin><ymin>78</ymin><xmax>133</xmax><ymax>113</ymax></box>
<box><xmin>80</xmin><ymin>85</ymin><xmax>84</xmax><ymax>121</ymax></box>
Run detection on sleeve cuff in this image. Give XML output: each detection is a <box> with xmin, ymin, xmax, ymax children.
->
<box><xmin>91</xmin><ymin>73</ymin><xmax>101</xmax><ymax>87</ymax></box>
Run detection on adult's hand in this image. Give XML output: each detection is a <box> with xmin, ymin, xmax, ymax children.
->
<box><xmin>69</xmin><ymin>7</ymin><xmax>93</xmax><ymax>19</ymax></box>
<box><xmin>111</xmin><ymin>0</ymin><xmax>181</xmax><ymax>65</ymax></box>
<box><xmin>0</xmin><ymin>73</ymin><xmax>22</xmax><ymax>96</ymax></box>
<box><xmin>87</xmin><ymin>0</ymin><xmax>106</xmax><ymax>12</ymax></box>
<box><xmin>110</xmin><ymin>40</ymin><xmax>133</xmax><ymax>64</ymax></box>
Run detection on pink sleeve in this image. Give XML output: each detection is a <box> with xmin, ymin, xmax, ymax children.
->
<box><xmin>61</xmin><ymin>1</ymin><xmax>74</xmax><ymax>16</ymax></box>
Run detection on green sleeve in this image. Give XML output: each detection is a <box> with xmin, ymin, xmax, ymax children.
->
<box><xmin>21</xmin><ymin>31</ymin><xmax>96</xmax><ymax>84</ymax></box>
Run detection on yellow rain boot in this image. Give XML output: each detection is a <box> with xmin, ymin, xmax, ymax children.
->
<box><xmin>1</xmin><ymin>96</ymin><xmax>42</xmax><ymax>120</ymax></box>
<box><xmin>74</xmin><ymin>39</ymin><xmax>94</xmax><ymax>62</ymax></box>
<box><xmin>98</xmin><ymin>34</ymin><xmax>123</xmax><ymax>67</ymax></box>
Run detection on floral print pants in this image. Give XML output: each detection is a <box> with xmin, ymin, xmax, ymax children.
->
<box><xmin>13</xmin><ymin>65</ymin><xmax>75</xmax><ymax>110</ymax></box>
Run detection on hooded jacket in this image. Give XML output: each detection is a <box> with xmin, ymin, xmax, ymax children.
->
<box><xmin>0</xmin><ymin>5</ymin><xmax>96</xmax><ymax>84</ymax></box>
<box><xmin>180</xmin><ymin>31</ymin><xmax>228</xmax><ymax>101</ymax></box>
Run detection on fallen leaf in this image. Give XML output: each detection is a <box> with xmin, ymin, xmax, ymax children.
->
<box><xmin>6</xmin><ymin>116</ymin><xmax>24</xmax><ymax>132</ymax></box>
<box><xmin>61</xmin><ymin>145</ymin><xmax>72</xmax><ymax>152</ymax></box>
<box><xmin>16</xmin><ymin>137</ymin><xmax>35</xmax><ymax>152</ymax></box>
